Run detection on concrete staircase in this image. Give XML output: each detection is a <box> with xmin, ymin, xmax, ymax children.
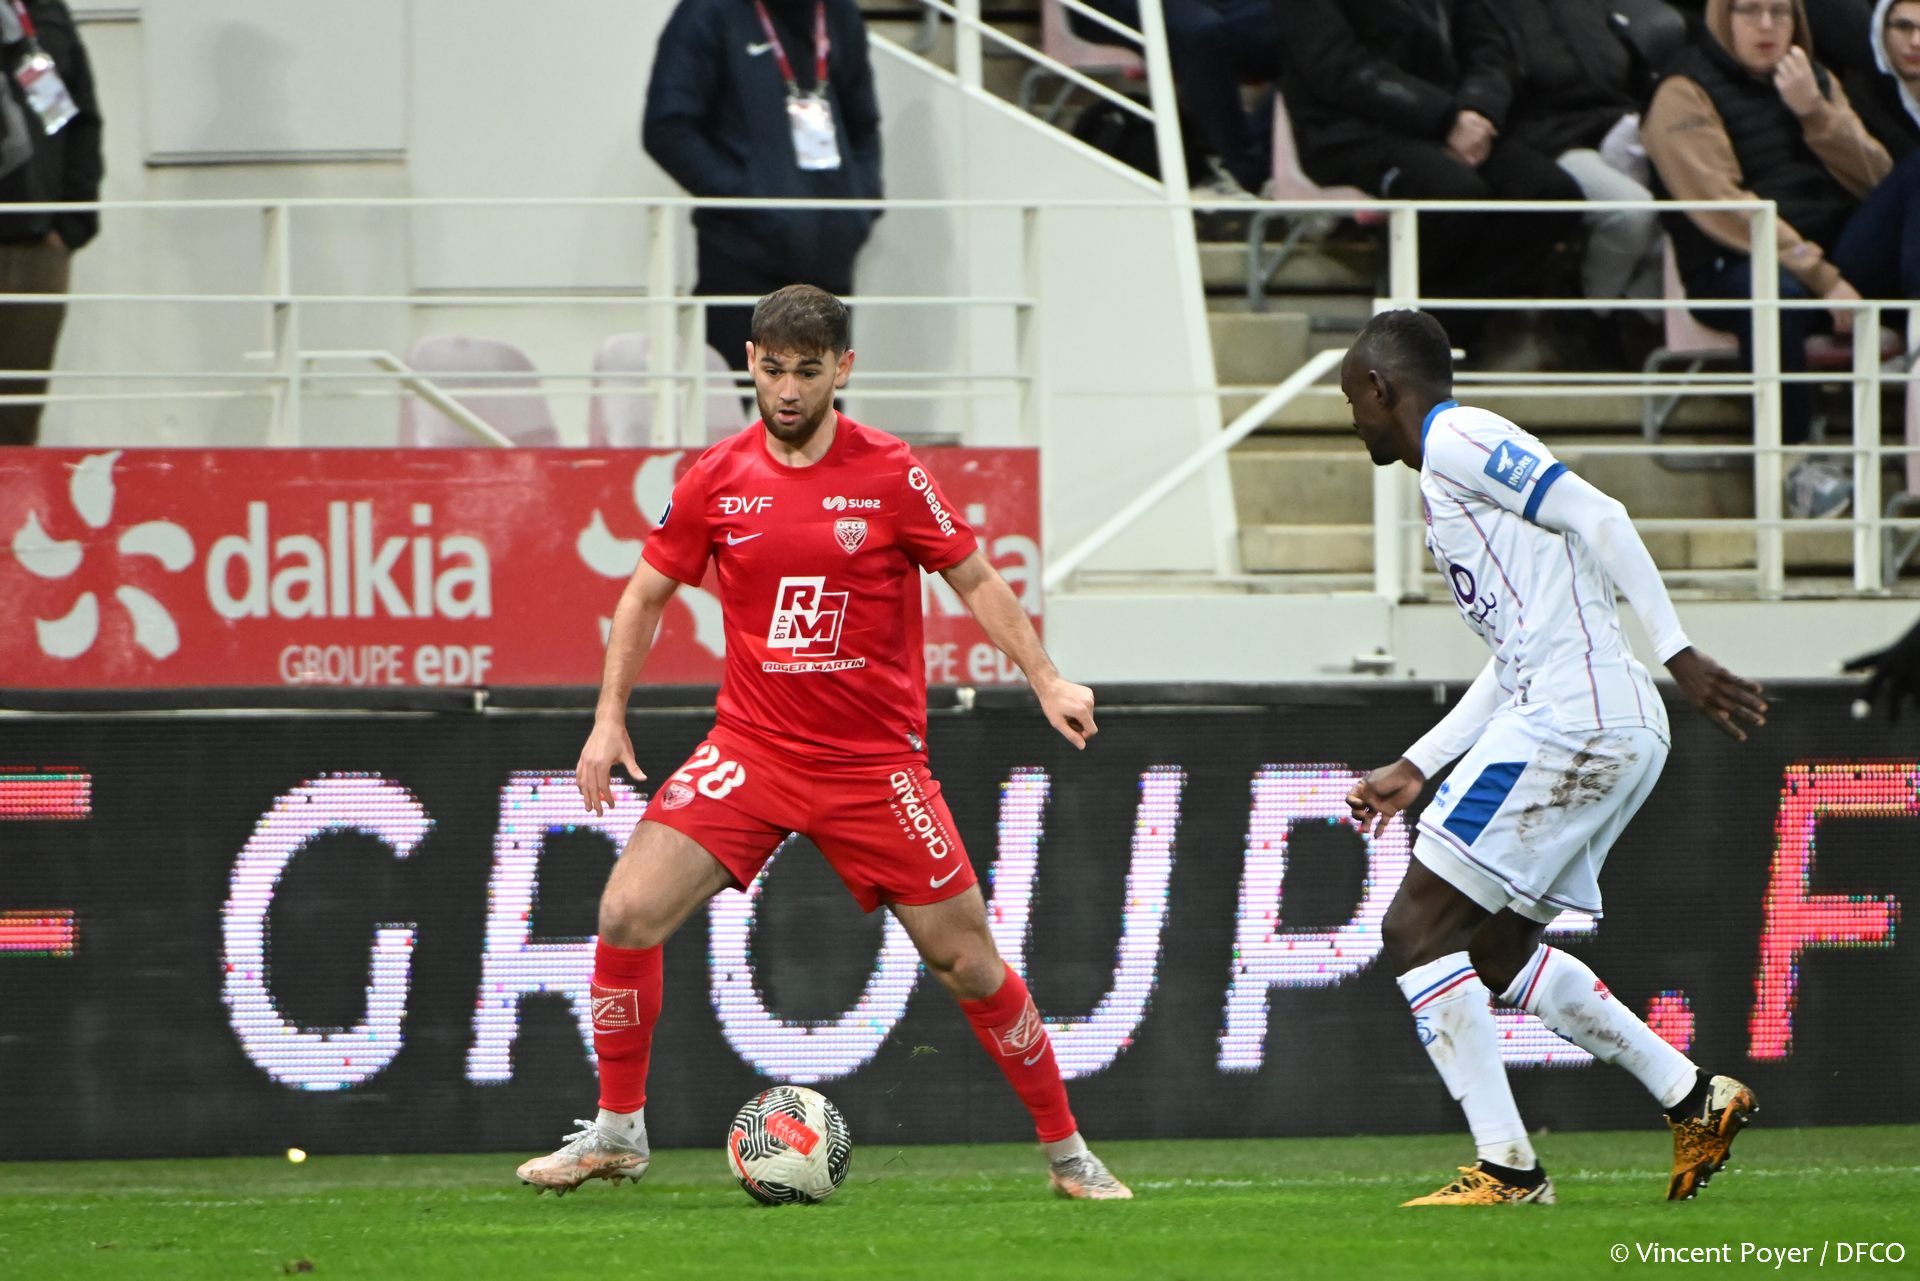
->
<box><xmin>1197</xmin><ymin>223</ymin><xmax>1892</xmax><ymax>588</ymax></box>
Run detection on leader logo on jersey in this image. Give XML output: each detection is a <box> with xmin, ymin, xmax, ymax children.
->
<box><xmin>1484</xmin><ymin>442</ymin><xmax>1541</xmax><ymax>493</ymax></box>
<box><xmin>764</xmin><ymin>575</ymin><xmax>867</xmax><ymax>673</ymax></box>
<box><xmin>834</xmin><ymin>518</ymin><xmax>868</xmax><ymax>554</ymax></box>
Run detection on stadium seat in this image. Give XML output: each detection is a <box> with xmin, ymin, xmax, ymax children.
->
<box><xmin>1642</xmin><ymin>241</ymin><xmax>1904</xmax><ymax>472</ymax></box>
<box><xmin>1246</xmin><ymin>91</ymin><xmax>1380</xmax><ymax>311</ymax></box>
<box><xmin>398</xmin><ymin>335</ymin><xmax>560</xmax><ymax>447</ymax></box>
<box><xmin>1016</xmin><ymin>0</ymin><xmax>1145</xmax><ymax>126</ymax></box>
<box><xmin>587</xmin><ymin>333</ymin><xmax>748</xmax><ymax>448</ymax></box>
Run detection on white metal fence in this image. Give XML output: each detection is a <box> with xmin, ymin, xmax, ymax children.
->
<box><xmin>3</xmin><ymin>194</ymin><xmax>1915</xmax><ymax>598</ymax></box>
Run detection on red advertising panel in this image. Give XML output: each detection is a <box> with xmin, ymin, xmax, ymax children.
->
<box><xmin>0</xmin><ymin>448</ymin><xmax>1039</xmax><ymax>688</ymax></box>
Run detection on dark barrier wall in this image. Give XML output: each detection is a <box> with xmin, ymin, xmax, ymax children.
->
<box><xmin>0</xmin><ymin>684</ymin><xmax>1912</xmax><ymax>1160</ymax></box>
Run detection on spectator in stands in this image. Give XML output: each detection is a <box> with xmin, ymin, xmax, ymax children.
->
<box><xmin>0</xmin><ymin>0</ymin><xmax>101</xmax><ymax>447</ymax></box>
<box><xmin>1644</xmin><ymin>0</ymin><xmax>1920</xmax><ymax>514</ymax></box>
<box><xmin>1498</xmin><ymin>0</ymin><xmax>1665</xmax><ymax>318</ymax></box>
<box><xmin>1670</xmin><ymin>0</ymin><xmax>1880</xmax><ymax>76</ymax></box>
<box><xmin>643</xmin><ymin>0</ymin><xmax>882</xmax><ymax>372</ymax></box>
<box><xmin>1845</xmin><ymin>0</ymin><xmax>1920</xmax><ymax>158</ymax></box>
<box><xmin>1071</xmin><ymin>0</ymin><xmax>1282</xmax><ymax>199</ymax></box>
<box><xmin>1278</xmin><ymin>0</ymin><xmax>1583</xmax><ymax>353</ymax></box>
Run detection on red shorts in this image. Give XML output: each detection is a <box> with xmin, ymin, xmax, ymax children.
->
<box><xmin>643</xmin><ymin>729</ymin><xmax>978</xmax><ymax>913</ymax></box>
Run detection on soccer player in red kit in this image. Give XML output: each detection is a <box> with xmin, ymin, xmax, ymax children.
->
<box><xmin>515</xmin><ymin>285</ymin><xmax>1131</xmax><ymax>1200</ymax></box>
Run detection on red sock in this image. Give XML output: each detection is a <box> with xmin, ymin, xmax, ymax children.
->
<box><xmin>958</xmin><ymin>963</ymin><xmax>1078</xmax><ymax>1143</ymax></box>
<box><xmin>591</xmin><ymin>940</ymin><xmax>662</xmax><ymax>1113</ymax></box>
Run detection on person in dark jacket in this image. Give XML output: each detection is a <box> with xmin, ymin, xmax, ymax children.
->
<box><xmin>1070</xmin><ymin>0</ymin><xmax>1282</xmax><ymax>198</ymax></box>
<box><xmin>1277</xmin><ymin>0</ymin><xmax>1583</xmax><ymax>350</ymax></box>
<box><xmin>1499</xmin><ymin>0</ymin><xmax>1664</xmax><ymax>306</ymax></box>
<box><xmin>1644</xmin><ymin>0</ymin><xmax>1920</xmax><ymax>512</ymax></box>
<box><xmin>1844</xmin><ymin>0</ymin><xmax>1920</xmax><ymax>159</ymax></box>
<box><xmin>643</xmin><ymin>0</ymin><xmax>882</xmax><ymax>371</ymax></box>
<box><xmin>0</xmin><ymin>0</ymin><xmax>102</xmax><ymax>446</ymax></box>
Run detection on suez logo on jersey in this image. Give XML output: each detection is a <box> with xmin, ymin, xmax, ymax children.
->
<box><xmin>216</xmin><ymin>760</ymin><xmax>1902</xmax><ymax>1093</ymax></box>
<box><xmin>763</xmin><ymin>576</ymin><xmax>864</xmax><ymax>672</ymax></box>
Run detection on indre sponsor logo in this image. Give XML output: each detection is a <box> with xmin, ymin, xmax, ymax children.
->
<box><xmin>822</xmin><ymin>495</ymin><xmax>882</xmax><ymax>511</ymax></box>
<box><xmin>1484</xmin><ymin>443</ymin><xmax>1540</xmax><ymax>493</ymax></box>
<box><xmin>719</xmin><ymin>496</ymin><xmax>774</xmax><ymax>515</ymax></box>
<box><xmin>906</xmin><ymin>467</ymin><xmax>956</xmax><ymax>537</ymax></box>
<box><xmin>887</xmin><ymin>769</ymin><xmax>951</xmax><ymax>861</ymax></box>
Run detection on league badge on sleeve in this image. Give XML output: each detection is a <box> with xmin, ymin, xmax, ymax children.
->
<box><xmin>1484</xmin><ymin>442</ymin><xmax>1540</xmax><ymax>493</ymax></box>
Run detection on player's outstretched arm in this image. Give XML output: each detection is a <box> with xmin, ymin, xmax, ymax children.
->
<box><xmin>1534</xmin><ymin>471</ymin><xmax>1767</xmax><ymax>741</ymax></box>
<box><xmin>939</xmin><ymin>549</ymin><xmax>1097</xmax><ymax>749</ymax></box>
<box><xmin>577</xmin><ymin>560</ymin><xmax>682</xmax><ymax>814</ymax></box>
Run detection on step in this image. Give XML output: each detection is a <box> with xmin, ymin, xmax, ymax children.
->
<box><xmin>1198</xmin><ymin>240</ymin><xmax>1379</xmax><ymax>296</ymax></box>
<box><xmin>1209</xmin><ymin>310</ymin><xmax>1311</xmax><ymax>387</ymax></box>
<box><xmin>1207</xmin><ymin>294</ymin><xmax>1376</xmax><ymax>327</ymax></box>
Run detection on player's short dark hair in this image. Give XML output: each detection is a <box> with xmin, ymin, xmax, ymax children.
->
<box><xmin>1352</xmin><ymin>309</ymin><xmax>1453</xmax><ymax>392</ymax></box>
<box><xmin>750</xmin><ymin>284</ymin><xmax>851</xmax><ymax>356</ymax></box>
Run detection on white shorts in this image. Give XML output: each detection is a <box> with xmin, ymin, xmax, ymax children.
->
<box><xmin>1414</xmin><ymin>703</ymin><xmax>1668</xmax><ymax>922</ymax></box>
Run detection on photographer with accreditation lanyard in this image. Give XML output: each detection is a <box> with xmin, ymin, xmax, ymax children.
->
<box><xmin>643</xmin><ymin>0</ymin><xmax>883</xmax><ymax>373</ymax></box>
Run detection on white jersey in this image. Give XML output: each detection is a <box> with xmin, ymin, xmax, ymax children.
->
<box><xmin>1419</xmin><ymin>400</ymin><xmax>1668</xmax><ymax>741</ymax></box>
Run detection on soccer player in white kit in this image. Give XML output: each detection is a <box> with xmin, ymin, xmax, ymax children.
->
<box><xmin>1340</xmin><ymin>310</ymin><xmax>1771</xmax><ymax>1206</ymax></box>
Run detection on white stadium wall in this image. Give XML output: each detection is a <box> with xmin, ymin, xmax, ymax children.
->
<box><xmin>45</xmin><ymin>1</ymin><xmax>1230</xmax><ymax>584</ymax></box>
<box><xmin>28</xmin><ymin>4</ymin><xmax>1897</xmax><ymax>683</ymax></box>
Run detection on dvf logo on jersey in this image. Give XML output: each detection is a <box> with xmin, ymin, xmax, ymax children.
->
<box><xmin>719</xmin><ymin>496</ymin><xmax>774</xmax><ymax>515</ymax></box>
<box><xmin>767</xmin><ymin>576</ymin><xmax>847</xmax><ymax>658</ymax></box>
<box><xmin>1485</xmin><ymin>443</ymin><xmax>1540</xmax><ymax>493</ymax></box>
<box><xmin>834</xmin><ymin>518</ymin><xmax>867</xmax><ymax>554</ymax></box>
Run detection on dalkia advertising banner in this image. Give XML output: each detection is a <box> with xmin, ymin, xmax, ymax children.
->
<box><xmin>0</xmin><ymin>687</ymin><xmax>1911</xmax><ymax>1159</ymax></box>
<box><xmin>0</xmin><ymin>448</ymin><xmax>1040</xmax><ymax>688</ymax></box>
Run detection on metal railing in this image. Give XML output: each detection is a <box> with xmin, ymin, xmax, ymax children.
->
<box><xmin>4</xmin><ymin>195</ymin><xmax>1916</xmax><ymax>598</ymax></box>
<box><xmin>0</xmin><ymin>195</ymin><xmax>1068</xmax><ymax>449</ymax></box>
<box><xmin>1046</xmin><ymin>196</ymin><xmax>1918</xmax><ymax>599</ymax></box>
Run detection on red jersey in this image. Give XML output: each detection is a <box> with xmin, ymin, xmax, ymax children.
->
<box><xmin>640</xmin><ymin>415</ymin><xmax>978</xmax><ymax>764</ymax></box>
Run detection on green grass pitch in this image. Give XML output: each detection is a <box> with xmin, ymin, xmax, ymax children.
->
<box><xmin>2</xmin><ymin>1127</ymin><xmax>1913</xmax><ymax>1280</ymax></box>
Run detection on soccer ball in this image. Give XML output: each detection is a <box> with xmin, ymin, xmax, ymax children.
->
<box><xmin>726</xmin><ymin>1085</ymin><xmax>853</xmax><ymax>1204</ymax></box>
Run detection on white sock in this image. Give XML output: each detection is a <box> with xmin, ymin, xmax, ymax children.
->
<box><xmin>1398</xmin><ymin>952</ymin><xmax>1537</xmax><ymax>1171</ymax></box>
<box><xmin>596</xmin><ymin>1106</ymin><xmax>647</xmax><ymax>1146</ymax></box>
<box><xmin>1042</xmin><ymin>1132</ymin><xmax>1089</xmax><ymax>1163</ymax></box>
<box><xmin>1501</xmin><ymin>944</ymin><xmax>1697</xmax><ymax>1109</ymax></box>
